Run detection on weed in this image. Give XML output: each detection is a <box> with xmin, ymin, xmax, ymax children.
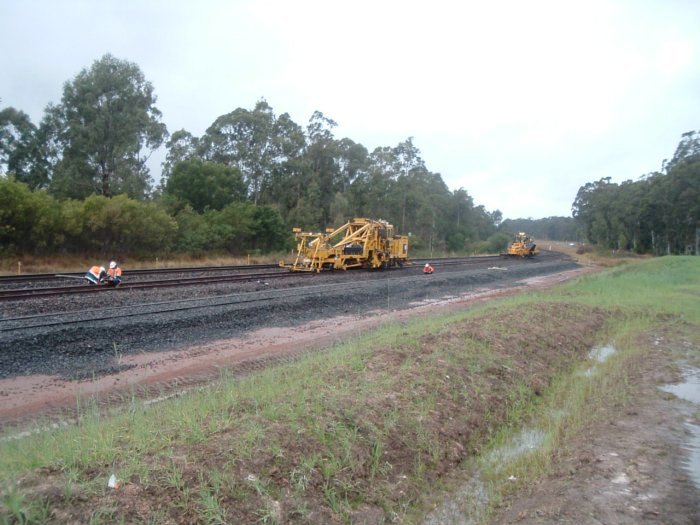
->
<box><xmin>112</xmin><ymin>342</ymin><xmax>122</xmax><ymax>365</ymax></box>
<box><xmin>197</xmin><ymin>486</ymin><xmax>228</xmax><ymax>525</ymax></box>
<box><xmin>254</xmin><ymin>500</ymin><xmax>281</xmax><ymax>524</ymax></box>
<box><xmin>163</xmin><ymin>460</ymin><xmax>185</xmax><ymax>491</ymax></box>
<box><xmin>1</xmin><ymin>488</ymin><xmax>48</xmax><ymax>524</ymax></box>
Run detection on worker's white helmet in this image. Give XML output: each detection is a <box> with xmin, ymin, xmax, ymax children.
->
<box><xmin>425</xmin><ymin>263</ymin><xmax>429</xmax><ymax>267</ymax></box>
<box><xmin>99</xmin><ymin>266</ymin><xmax>106</xmax><ymax>273</ymax></box>
<box><xmin>109</xmin><ymin>261</ymin><xmax>116</xmax><ymax>269</ymax></box>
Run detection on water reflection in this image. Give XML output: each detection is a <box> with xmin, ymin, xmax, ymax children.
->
<box><xmin>660</xmin><ymin>365</ymin><xmax>700</xmax><ymax>491</ymax></box>
<box><xmin>588</xmin><ymin>344</ymin><xmax>616</xmax><ymax>362</ymax></box>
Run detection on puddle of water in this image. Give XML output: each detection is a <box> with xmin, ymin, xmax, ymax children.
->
<box><xmin>486</xmin><ymin>428</ymin><xmax>546</xmax><ymax>468</ymax></box>
<box><xmin>660</xmin><ymin>365</ymin><xmax>700</xmax><ymax>491</ymax></box>
<box><xmin>421</xmin><ymin>473</ymin><xmax>489</xmax><ymax>525</ymax></box>
<box><xmin>682</xmin><ymin>421</ymin><xmax>700</xmax><ymax>491</ymax></box>
<box><xmin>579</xmin><ymin>367</ymin><xmax>596</xmax><ymax>377</ymax></box>
<box><xmin>660</xmin><ymin>366</ymin><xmax>700</xmax><ymax>405</ymax></box>
<box><xmin>421</xmin><ymin>428</ymin><xmax>546</xmax><ymax>524</ymax></box>
<box><xmin>588</xmin><ymin>344</ymin><xmax>616</xmax><ymax>362</ymax></box>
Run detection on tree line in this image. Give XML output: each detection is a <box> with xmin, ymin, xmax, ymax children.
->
<box><xmin>1</xmin><ymin>54</ymin><xmax>510</xmax><ymax>258</ymax></box>
<box><xmin>572</xmin><ymin>131</ymin><xmax>700</xmax><ymax>255</ymax></box>
<box><xmin>499</xmin><ymin>217</ymin><xmax>578</xmax><ymax>244</ymax></box>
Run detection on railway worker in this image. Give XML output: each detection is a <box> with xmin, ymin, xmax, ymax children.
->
<box><xmin>85</xmin><ymin>265</ymin><xmax>107</xmax><ymax>285</ymax></box>
<box><xmin>423</xmin><ymin>263</ymin><xmax>434</xmax><ymax>274</ymax></box>
<box><xmin>105</xmin><ymin>261</ymin><xmax>122</xmax><ymax>287</ymax></box>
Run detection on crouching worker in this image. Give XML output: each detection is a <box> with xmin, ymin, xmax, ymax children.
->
<box><xmin>105</xmin><ymin>261</ymin><xmax>122</xmax><ymax>287</ymax></box>
<box><xmin>423</xmin><ymin>263</ymin><xmax>434</xmax><ymax>274</ymax></box>
<box><xmin>85</xmin><ymin>265</ymin><xmax>107</xmax><ymax>284</ymax></box>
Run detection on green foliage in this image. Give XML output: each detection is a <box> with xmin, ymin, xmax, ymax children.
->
<box><xmin>161</xmin><ymin>129</ymin><xmax>200</xmax><ymax>182</ymax></box>
<box><xmin>0</xmin><ymin>178</ymin><xmax>63</xmax><ymax>255</ymax></box>
<box><xmin>199</xmin><ymin>99</ymin><xmax>297</xmax><ymax>205</ymax></box>
<box><xmin>165</xmin><ymin>159</ymin><xmax>246</xmax><ymax>213</ymax></box>
<box><xmin>0</xmin><ymin>107</ymin><xmax>47</xmax><ymax>189</ymax></box>
<box><xmin>477</xmin><ymin>231</ymin><xmax>513</xmax><ymax>254</ymax></box>
<box><xmin>61</xmin><ymin>194</ymin><xmax>177</xmax><ymax>256</ymax></box>
<box><xmin>172</xmin><ymin>206</ymin><xmax>212</xmax><ymax>254</ymax></box>
<box><xmin>173</xmin><ymin>202</ymin><xmax>289</xmax><ymax>255</ymax></box>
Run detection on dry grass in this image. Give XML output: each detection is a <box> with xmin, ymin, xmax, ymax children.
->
<box><xmin>542</xmin><ymin>241</ymin><xmax>651</xmax><ymax>268</ymax></box>
<box><xmin>0</xmin><ymin>253</ymin><xmax>285</xmax><ymax>275</ymax></box>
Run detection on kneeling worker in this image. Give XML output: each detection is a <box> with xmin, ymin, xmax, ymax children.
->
<box><xmin>105</xmin><ymin>261</ymin><xmax>122</xmax><ymax>286</ymax></box>
<box><xmin>423</xmin><ymin>263</ymin><xmax>434</xmax><ymax>274</ymax></box>
<box><xmin>85</xmin><ymin>265</ymin><xmax>107</xmax><ymax>284</ymax></box>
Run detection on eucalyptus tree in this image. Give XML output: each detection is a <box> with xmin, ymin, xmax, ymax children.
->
<box><xmin>572</xmin><ymin>177</ymin><xmax>616</xmax><ymax>247</ymax></box>
<box><xmin>392</xmin><ymin>138</ymin><xmax>427</xmax><ymax>232</ymax></box>
<box><xmin>355</xmin><ymin>145</ymin><xmax>397</xmax><ymax>221</ymax></box>
<box><xmin>304</xmin><ymin>111</ymin><xmax>340</xmax><ymax>226</ymax></box>
<box><xmin>200</xmin><ymin>100</ymin><xmax>277</xmax><ymax>204</ymax></box>
<box><xmin>401</xmin><ymin>168</ymin><xmax>450</xmax><ymax>252</ymax></box>
<box><xmin>264</xmin><ymin>112</ymin><xmax>306</xmax><ymax>212</ymax></box>
<box><xmin>444</xmin><ymin>188</ymin><xmax>478</xmax><ymax>251</ymax></box>
<box><xmin>335</xmin><ymin>138</ymin><xmax>369</xmax><ymax>194</ymax></box>
<box><xmin>664</xmin><ymin>130</ymin><xmax>700</xmax><ymax>171</ymax></box>
<box><xmin>161</xmin><ymin>129</ymin><xmax>201</xmax><ymax>182</ymax></box>
<box><xmin>165</xmin><ymin>159</ymin><xmax>246</xmax><ymax>213</ymax></box>
<box><xmin>0</xmin><ymin>107</ymin><xmax>44</xmax><ymax>187</ymax></box>
<box><xmin>46</xmin><ymin>54</ymin><xmax>167</xmax><ymax>199</ymax></box>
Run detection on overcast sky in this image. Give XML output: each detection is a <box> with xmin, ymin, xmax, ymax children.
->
<box><xmin>2</xmin><ymin>0</ymin><xmax>699</xmax><ymax>220</ymax></box>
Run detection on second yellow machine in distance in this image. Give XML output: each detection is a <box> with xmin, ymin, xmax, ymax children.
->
<box><xmin>502</xmin><ymin>232</ymin><xmax>539</xmax><ymax>257</ymax></box>
<box><xmin>280</xmin><ymin>217</ymin><xmax>409</xmax><ymax>272</ymax></box>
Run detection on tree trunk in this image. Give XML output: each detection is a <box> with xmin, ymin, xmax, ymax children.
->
<box><xmin>100</xmin><ymin>162</ymin><xmax>111</xmax><ymax>197</ymax></box>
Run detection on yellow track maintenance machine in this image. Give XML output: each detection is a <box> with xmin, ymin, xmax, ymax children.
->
<box><xmin>502</xmin><ymin>232</ymin><xmax>539</xmax><ymax>257</ymax></box>
<box><xmin>280</xmin><ymin>217</ymin><xmax>409</xmax><ymax>272</ymax></box>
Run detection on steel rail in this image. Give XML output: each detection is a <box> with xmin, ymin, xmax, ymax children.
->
<box><xmin>0</xmin><ymin>263</ymin><xmax>281</xmax><ymax>283</ymax></box>
<box><xmin>0</xmin><ymin>254</ymin><xmax>535</xmax><ymax>301</ymax></box>
<box><xmin>0</xmin><ymin>255</ymin><xmax>505</xmax><ymax>284</ymax></box>
<box><xmin>0</xmin><ymin>269</ymin><xmax>303</xmax><ymax>301</ymax></box>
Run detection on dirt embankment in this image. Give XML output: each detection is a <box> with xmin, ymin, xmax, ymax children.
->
<box><xmin>8</xmin><ymin>300</ymin><xmax>612</xmax><ymax>524</ymax></box>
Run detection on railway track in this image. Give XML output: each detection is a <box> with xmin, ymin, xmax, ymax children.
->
<box><xmin>0</xmin><ymin>263</ymin><xmax>281</xmax><ymax>284</ymax></box>
<box><xmin>0</xmin><ymin>269</ymin><xmax>305</xmax><ymax>301</ymax></box>
<box><xmin>0</xmin><ymin>253</ymin><xmax>560</xmax><ymax>338</ymax></box>
<box><xmin>0</xmin><ymin>255</ymin><xmax>509</xmax><ymax>301</ymax></box>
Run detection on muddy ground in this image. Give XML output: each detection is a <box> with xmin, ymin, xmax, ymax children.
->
<box><xmin>488</xmin><ymin>334</ymin><xmax>700</xmax><ymax>525</ymax></box>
